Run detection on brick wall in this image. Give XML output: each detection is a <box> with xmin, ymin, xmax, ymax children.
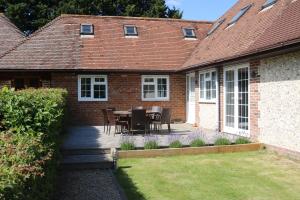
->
<box><xmin>0</xmin><ymin>79</ymin><xmax>11</xmax><ymax>89</ymax></box>
<box><xmin>51</xmin><ymin>72</ymin><xmax>186</xmax><ymax>125</ymax></box>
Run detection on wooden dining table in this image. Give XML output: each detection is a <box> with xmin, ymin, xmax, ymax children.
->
<box><xmin>113</xmin><ymin>110</ymin><xmax>159</xmax><ymax>117</ymax></box>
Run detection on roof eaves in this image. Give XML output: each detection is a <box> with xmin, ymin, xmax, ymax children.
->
<box><xmin>178</xmin><ymin>37</ymin><xmax>300</xmax><ymax>72</ymax></box>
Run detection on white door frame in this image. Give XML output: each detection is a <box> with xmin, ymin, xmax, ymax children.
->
<box><xmin>186</xmin><ymin>73</ymin><xmax>196</xmax><ymax>124</ymax></box>
<box><xmin>223</xmin><ymin>63</ymin><xmax>250</xmax><ymax>137</ymax></box>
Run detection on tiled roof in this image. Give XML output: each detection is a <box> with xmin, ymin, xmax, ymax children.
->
<box><xmin>0</xmin><ymin>13</ymin><xmax>24</xmax><ymax>55</ymax></box>
<box><xmin>182</xmin><ymin>0</ymin><xmax>300</xmax><ymax>70</ymax></box>
<box><xmin>0</xmin><ymin>15</ymin><xmax>212</xmax><ymax>71</ymax></box>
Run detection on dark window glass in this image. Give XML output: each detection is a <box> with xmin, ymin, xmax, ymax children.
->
<box><xmin>124</xmin><ymin>26</ymin><xmax>138</xmax><ymax>36</ymax></box>
<box><xmin>228</xmin><ymin>4</ymin><xmax>252</xmax><ymax>26</ymax></box>
<box><xmin>14</xmin><ymin>78</ymin><xmax>25</xmax><ymax>90</ymax></box>
<box><xmin>262</xmin><ymin>0</ymin><xmax>277</xmax><ymax>9</ymax></box>
<box><xmin>80</xmin><ymin>24</ymin><xmax>94</xmax><ymax>35</ymax></box>
<box><xmin>183</xmin><ymin>28</ymin><xmax>196</xmax><ymax>38</ymax></box>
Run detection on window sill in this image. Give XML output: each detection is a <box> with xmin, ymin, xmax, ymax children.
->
<box><xmin>78</xmin><ymin>98</ymin><xmax>108</xmax><ymax>102</ymax></box>
<box><xmin>125</xmin><ymin>35</ymin><xmax>139</xmax><ymax>39</ymax></box>
<box><xmin>184</xmin><ymin>37</ymin><xmax>197</xmax><ymax>40</ymax></box>
<box><xmin>80</xmin><ymin>35</ymin><xmax>94</xmax><ymax>38</ymax></box>
<box><xmin>142</xmin><ymin>98</ymin><xmax>169</xmax><ymax>102</ymax></box>
<box><xmin>199</xmin><ymin>101</ymin><xmax>216</xmax><ymax>104</ymax></box>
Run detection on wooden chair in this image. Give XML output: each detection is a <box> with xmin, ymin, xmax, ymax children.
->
<box><xmin>151</xmin><ymin>108</ymin><xmax>171</xmax><ymax>133</ymax></box>
<box><xmin>130</xmin><ymin>109</ymin><xmax>149</xmax><ymax>135</ymax></box>
<box><xmin>106</xmin><ymin>109</ymin><xmax>128</xmax><ymax>135</ymax></box>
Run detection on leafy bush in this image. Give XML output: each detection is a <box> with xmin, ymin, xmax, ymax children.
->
<box><xmin>235</xmin><ymin>138</ymin><xmax>250</xmax><ymax>144</ymax></box>
<box><xmin>214</xmin><ymin>137</ymin><xmax>231</xmax><ymax>146</ymax></box>
<box><xmin>0</xmin><ymin>87</ymin><xmax>67</xmax><ymax>200</ymax></box>
<box><xmin>190</xmin><ymin>139</ymin><xmax>205</xmax><ymax>147</ymax></box>
<box><xmin>169</xmin><ymin>140</ymin><xmax>183</xmax><ymax>148</ymax></box>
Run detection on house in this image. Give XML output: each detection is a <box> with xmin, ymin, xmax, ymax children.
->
<box><xmin>0</xmin><ymin>13</ymin><xmax>24</xmax><ymax>87</ymax></box>
<box><xmin>0</xmin><ymin>0</ymin><xmax>299</xmax><ymax>155</ymax></box>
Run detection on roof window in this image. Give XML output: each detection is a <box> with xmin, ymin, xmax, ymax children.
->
<box><xmin>207</xmin><ymin>19</ymin><xmax>225</xmax><ymax>36</ymax></box>
<box><xmin>262</xmin><ymin>0</ymin><xmax>277</xmax><ymax>10</ymax></box>
<box><xmin>80</xmin><ymin>24</ymin><xmax>94</xmax><ymax>35</ymax></box>
<box><xmin>183</xmin><ymin>28</ymin><xmax>197</xmax><ymax>38</ymax></box>
<box><xmin>228</xmin><ymin>4</ymin><xmax>252</xmax><ymax>26</ymax></box>
<box><xmin>124</xmin><ymin>25</ymin><xmax>138</xmax><ymax>36</ymax></box>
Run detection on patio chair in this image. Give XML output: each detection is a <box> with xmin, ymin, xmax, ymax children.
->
<box><xmin>132</xmin><ymin>106</ymin><xmax>144</xmax><ymax>110</ymax></box>
<box><xmin>130</xmin><ymin>109</ymin><xmax>149</xmax><ymax>135</ymax></box>
<box><xmin>101</xmin><ymin>109</ymin><xmax>109</xmax><ymax>134</ymax></box>
<box><xmin>151</xmin><ymin>108</ymin><xmax>171</xmax><ymax>133</ymax></box>
<box><xmin>149</xmin><ymin>106</ymin><xmax>162</xmax><ymax>131</ymax></box>
<box><xmin>106</xmin><ymin>109</ymin><xmax>129</xmax><ymax>135</ymax></box>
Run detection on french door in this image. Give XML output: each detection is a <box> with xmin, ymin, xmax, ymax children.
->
<box><xmin>224</xmin><ymin>64</ymin><xmax>250</xmax><ymax>137</ymax></box>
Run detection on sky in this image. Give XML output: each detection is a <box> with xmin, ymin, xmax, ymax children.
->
<box><xmin>166</xmin><ymin>0</ymin><xmax>238</xmax><ymax>21</ymax></box>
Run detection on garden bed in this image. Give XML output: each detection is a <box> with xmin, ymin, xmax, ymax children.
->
<box><xmin>117</xmin><ymin>143</ymin><xmax>263</xmax><ymax>158</ymax></box>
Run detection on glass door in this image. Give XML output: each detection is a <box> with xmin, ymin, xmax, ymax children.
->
<box><xmin>186</xmin><ymin>73</ymin><xmax>195</xmax><ymax>124</ymax></box>
<box><xmin>224</xmin><ymin>64</ymin><xmax>249</xmax><ymax>136</ymax></box>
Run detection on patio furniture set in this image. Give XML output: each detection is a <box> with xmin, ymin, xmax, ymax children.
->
<box><xmin>101</xmin><ymin>106</ymin><xmax>171</xmax><ymax>135</ymax></box>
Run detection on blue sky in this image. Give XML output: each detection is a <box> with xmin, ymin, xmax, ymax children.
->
<box><xmin>166</xmin><ymin>0</ymin><xmax>238</xmax><ymax>21</ymax></box>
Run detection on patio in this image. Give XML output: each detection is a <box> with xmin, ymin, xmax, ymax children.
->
<box><xmin>62</xmin><ymin>123</ymin><xmax>240</xmax><ymax>150</ymax></box>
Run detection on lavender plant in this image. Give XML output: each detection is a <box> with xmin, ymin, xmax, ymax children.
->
<box><xmin>144</xmin><ymin>135</ymin><xmax>159</xmax><ymax>149</ymax></box>
<box><xmin>168</xmin><ymin>134</ymin><xmax>183</xmax><ymax>148</ymax></box>
<box><xmin>188</xmin><ymin>130</ymin><xmax>206</xmax><ymax>147</ymax></box>
<box><xmin>120</xmin><ymin>134</ymin><xmax>135</xmax><ymax>150</ymax></box>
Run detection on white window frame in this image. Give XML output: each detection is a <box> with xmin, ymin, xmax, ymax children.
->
<box><xmin>223</xmin><ymin>63</ymin><xmax>250</xmax><ymax>137</ymax></box>
<box><xmin>124</xmin><ymin>25</ymin><xmax>138</xmax><ymax>37</ymax></box>
<box><xmin>141</xmin><ymin>75</ymin><xmax>170</xmax><ymax>101</ymax></box>
<box><xmin>78</xmin><ymin>75</ymin><xmax>108</xmax><ymax>101</ymax></box>
<box><xmin>199</xmin><ymin>70</ymin><xmax>217</xmax><ymax>103</ymax></box>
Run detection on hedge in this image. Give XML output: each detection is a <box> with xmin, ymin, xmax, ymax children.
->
<box><xmin>0</xmin><ymin>87</ymin><xmax>67</xmax><ymax>200</ymax></box>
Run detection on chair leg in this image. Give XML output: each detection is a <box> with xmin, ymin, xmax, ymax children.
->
<box><xmin>168</xmin><ymin>123</ymin><xmax>171</xmax><ymax>133</ymax></box>
<box><xmin>103</xmin><ymin>123</ymin><xmax>106</xmax><ymax>134</ymax></box>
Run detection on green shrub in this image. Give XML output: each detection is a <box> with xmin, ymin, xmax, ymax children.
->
<box><xmin>169</xmin><ymin>140</ymin><xmax>183</xmax><ymax>148</ymax></box>
<box><xmin>214</xmin><ymin>137</ymin><xmax>231</xmax><ymax>146</ymax></box>
<box><xmin>190</xmin><ymin>139</ymin><xmax>205</xmax><ymax>147</ymax></box>
<box><xmin>121</xmin><ymin>142</ymin><xmax>135</xmax><ymax>150</ymax></box>
<box><xmin>235</xmin><ymin>138</ymin><xmax>250</xmax><ymax>144</ymax></box>
<box><xmin>144</xmin><ymin>141</ymin><xmax>159</xmax><ymax>149</ymax></box>
<box><xmin>0</xmin><ymin>87</ymin><xmax>67</xmax><ymax>200</ymax></box>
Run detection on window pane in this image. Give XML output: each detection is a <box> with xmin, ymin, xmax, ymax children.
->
<box><xmin>157</xmin><ymin>78</ymin><xmax>167</xmax><ymax>98</ymax></box>
<box><xmin>238</xmin><ymin>67</ymin><xmax>249</xmax><ymax>130</ymax></box>
<box><xmin>95</xmin><ymin>77</ymin><xmax>105</xmax><ymax>83</ymax></box>
<box><xmin>81</xmin><ymin>25</ymin><xmax>92</xmax><ymax>33</ymax></box>
<box><xmin>94</xmin><ymin>84</ymin><xmax>106</xmax><ymax>99</ymax></box>
<box><xmin>144</xmin><ymin>78</ymin><xmax>154</xmax><ymax>83</ymax></box>
<box><xmin>81</xmin><ymin>78</ymin><xmax>91</xmax><ymax>98</ymax></box>
<box><xmin>211</xmin><ymin>71</ymin><xmax>216</xmax><ymax>99</ymax></box>
<box><xmin>206</xmin><ymin>80</ymin><xmax>211</xmax><ymax>100</ymax></box>
<box><xmin>200</xmin><ymin>74</ymin><xmax>205</xmax><ymax>98</ymax></box>
<box><xmin>143</xmin><ymin>85</ymin><xmax>155</xmax><ymax>99</ymax></box>
<box><xmin>225</xmin><ymin>70</ymin><xmax>235</xmax><ymax>128</ymax></box>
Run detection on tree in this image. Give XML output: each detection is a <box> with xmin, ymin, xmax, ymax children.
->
<box><xmin>0</xmin><ymin>0</ymin><xmax>183</xmax><ymax>33</ymax></box>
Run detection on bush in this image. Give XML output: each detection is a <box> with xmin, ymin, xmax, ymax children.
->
<box><xmin>169</xmin><ymin>140</ymin><xmax>183</xmax><ymax>148</ymax></box>
<box><xmin>0</xmin><ymin>87</ymin><xmax>67</xmax><ymax>200</ymax></box>
<box><xmin>235</xmin><ymin>138</ymin><xmax>250</xmax><ymax>144</ymax></box>
<box><xmin>214</xmin><ymin>137</ymin><xmax>231</xmax><ymax>146</ymax></box>
<box><xmin>144</xmin><ymin>141</ymin><xmax>159</xmax><ymax>149</ymax></box>
<box><xmin>190</xmin><ymin>139</ymin><xmax>205</xmax><ymax>147</ymax></box>
<box><xmin>121</xmin><ymin>141</ymin><xmax>135</xmax><ymax>150</ymax></box>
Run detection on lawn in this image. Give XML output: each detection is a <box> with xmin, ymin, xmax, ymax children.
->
<box><xmin>115</xmin><ymin>151</ymin><xmax>300</xmax><ymax>200</ymax></box>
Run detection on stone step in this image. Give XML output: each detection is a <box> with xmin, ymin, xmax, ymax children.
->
<box><xmin>61</xmin><ymin>148</ymin><xmax>111</xmax><ymax>156</ymax></box>
<box><xmin>61</xmin><ymin>154</ymin><xmax>114</xmax><ymax>170</ymax></box>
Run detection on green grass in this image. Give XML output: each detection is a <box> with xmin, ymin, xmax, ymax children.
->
<box><xmin>115</xmin><ymin>151</ymin><xmax>300</xmax><ymax>200</ymax></box>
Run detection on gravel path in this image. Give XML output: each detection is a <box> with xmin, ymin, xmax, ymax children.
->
<box><xmin>55</xmin><ymin>169</ymin><xmax>125</xmax><ymax>200</ymax></box>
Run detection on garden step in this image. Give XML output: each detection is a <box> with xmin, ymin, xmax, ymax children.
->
<box><xmin>61</xmin><ymin>154</ymin><xmax>114</xmax><ymax>170</ymax></box>
<box><xmin>61</xmin><ymin>148</ymin><xmax>111</xmax><ymax>156</ymax></box>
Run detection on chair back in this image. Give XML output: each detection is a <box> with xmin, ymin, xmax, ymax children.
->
<box><xmin>106</xmin><ymin>109</ymin><xmax>116</xmax><ymax>124</ymax></box>
<box><xmin>131</xmin><ymin>109</ymin><xmax>147</xmax><ymax>130</ymax></box>
<box><xmin>151</xmin><ymin>106</ymin><xmax>162</xmax><ymax>113</ymax></box>
<box><xmin>132</xmin><ymin>106</ymin><xmax>144</xmax><ymax>110</ymax></box>
<box><xmin>161</xmin><ymin>108</ymin><xmax>171</xmax><ymax>124</ymax></box>
<box><xmin>102</xmin><ymin>109</ymin><xmax>109</xmax><ymax>122</ymax></box>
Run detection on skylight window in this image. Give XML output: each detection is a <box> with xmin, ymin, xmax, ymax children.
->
<box><xmin>183</xmin><ymin>28</ymin><xmax>196</xmax><ymax>38</ymax></box>
<box><xmin>80</xmin><ymin>24</ymin><xmax>94</xmax><ymax>35</ymax></box>
<box><xmin>124</xmin><ymin>25</ymin><xmax>138</xmax><ymax>36</ymax></box>
<box><xmin>228</xmin><ymin>4</ymin><xmax>252</xmax><ymax>26</ymax></box>
<box><xmin>262</xmin><ymin>0</ymin><xmax>277</xmax><ymax>9</ymax></box>
<box><xmin>207</xmin><ymin>19</ymin><xmax>225</xmax><ymax>36</ymax></box>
